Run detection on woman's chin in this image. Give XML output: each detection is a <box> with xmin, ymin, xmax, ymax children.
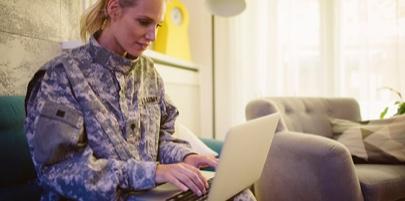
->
<box><xmin>126</xmin><ymin>49</ymin><xmax>144</xmax><ymax>58</ymax></box>
<box><xmin>131</xmin><ymin>47</ymin><xmax>148</xmax><ymax>56</ymax></box>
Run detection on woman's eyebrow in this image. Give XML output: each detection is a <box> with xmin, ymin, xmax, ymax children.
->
<box><xmin>136</xmin><ymin>14</ymin><xmax>164</xmax><ymax>24</ymax></box>
<box><xmin>137</xmin><ymin>15</ymin><xmax>156</xmax><ymax>22</ymax></box>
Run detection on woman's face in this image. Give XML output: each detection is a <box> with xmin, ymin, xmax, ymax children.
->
<box><xmin>108</xmin><ymin>0</ymin><xmax>165</xmax><ymax>57</ymax></box>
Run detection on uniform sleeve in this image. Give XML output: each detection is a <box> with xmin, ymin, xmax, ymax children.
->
<box><xmin>25</xmin><ymin>63</ymin><xmax>157</xmax><ymax>201</ymax></box>
<box><xmin>156</xmin><ymin>74</ymin><xmax>196</xmax><ymax>164</ymax></box>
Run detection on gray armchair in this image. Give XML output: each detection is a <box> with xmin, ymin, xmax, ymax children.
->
<box><xmin>246</xmin><ymin>97</ymin><xmax>405</xmax><ymax>201</ymax></box>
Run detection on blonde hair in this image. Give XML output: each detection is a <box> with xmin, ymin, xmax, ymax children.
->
<box><xmin>80</xmin><ymin>0</ymin><xmax>137</xmax><ymax>41</ymax></box>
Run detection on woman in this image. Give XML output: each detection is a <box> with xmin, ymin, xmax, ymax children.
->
<box><xmin>25</xmin><ymin>0</ymin><xmax>256</xmax><ymax>200</ymax></box>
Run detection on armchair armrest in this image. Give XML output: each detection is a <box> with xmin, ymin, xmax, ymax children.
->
<box><xmin>256</xmin><ymin>131</ymin><xmax>363</xmax><ymax>201</ymax></box>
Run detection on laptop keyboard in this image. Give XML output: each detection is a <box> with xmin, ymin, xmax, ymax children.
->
<box><xmin>166</xmin><ymin>178</ymin><xmax>214</xmax><ymax>201</ymax></box>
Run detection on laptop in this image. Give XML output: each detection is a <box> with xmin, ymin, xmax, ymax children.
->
<box><xmin>128</xmin><ymin>113</ymin><xmax>280</xmax><ymax>201</ymax></box>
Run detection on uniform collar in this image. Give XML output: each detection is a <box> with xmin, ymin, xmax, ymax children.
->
<box><xmin>88</xmin><ymin>35</ymin><xmax>139</xmax><ymax>74</ymax></box>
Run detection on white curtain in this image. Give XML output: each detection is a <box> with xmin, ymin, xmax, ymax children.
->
<box><xmin>214</xmin><ymin>0</ymin><xmax>405</xmax><ymax>139</ymax></box>
<box><xmin>337</xmin><ymin>0</ymin><xmax>405</xmax><ymax>118</ymax></box>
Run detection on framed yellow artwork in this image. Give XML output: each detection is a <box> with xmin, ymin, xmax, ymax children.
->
<box><xmin>154</xmin><ymin>0</ymin><xmax>191</xmax><ymax>61</ymax></box>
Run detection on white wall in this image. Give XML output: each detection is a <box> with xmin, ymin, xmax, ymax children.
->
<box><xmin>179</xmin><ymin>0</ymin><xmax>214</xmax><ymax>138</ymax></box>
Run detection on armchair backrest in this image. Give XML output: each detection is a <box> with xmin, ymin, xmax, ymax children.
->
<box><xmin>0</xmin><ymin>96</ymin><xmax>36</xmax><ymax>187</ymax></box>
<box><xmin>246</xmin><ymin>97</ymin><xmax>362</xmax><ymax>138</ymax></box>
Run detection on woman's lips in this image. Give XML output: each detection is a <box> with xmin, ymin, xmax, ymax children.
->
<box><xmin>137</xmin><ymin>42</ymin><xmax>149</xmax><ymax>50</ymax></box>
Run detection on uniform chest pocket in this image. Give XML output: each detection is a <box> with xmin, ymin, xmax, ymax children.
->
<box><xmin>33</xmin><ymin>101</ymin><xmax>85</xmax><ymax>165</ymax></box>
<box><xmin>139</xmin><ymin>97</ymin><xmax>161</xmax><ymax>159</ymax></box>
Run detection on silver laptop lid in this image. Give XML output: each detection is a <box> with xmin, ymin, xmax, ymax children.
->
<box><xmin>207</xmin><ymin>113</ymin><xmax>279</xmax><ymax>201</ymax></box>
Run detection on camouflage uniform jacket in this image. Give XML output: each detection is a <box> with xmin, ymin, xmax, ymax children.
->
<box><xmin>24</xmin><ymin>37</ymin><xmax>194</xmax><ymax>201</ymax></box>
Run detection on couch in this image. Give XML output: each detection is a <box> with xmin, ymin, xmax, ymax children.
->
<box><xmin>245</xmin><ymin>97</ymin><xmax>405</xmax><ymax>201</ymax></box>
<box><xmin>0</xmin><ymin>96</ymin><xmax>223</xmax><ymax>201</ymax></box>
<box><xmin>0</xmin><ymin>96</ymin><xmax>42</xmax><ymax>201</ymax></box>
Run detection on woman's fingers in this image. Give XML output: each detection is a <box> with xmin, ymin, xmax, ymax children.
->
<box><xmin>184</xmin><ymin>154</ymin><xmax>219</xmax><ymax>169</ymax></box>
<box><xmin>166</xmin><ymin>174</ymin><xmax>189</xmax><ymax>192</ymax></box>
<box><xmin>174</xmin><ymin>168</ymin><xmax>204</xmax><ymax>195</ymax></box>
<box><xmin>176</xmin><ymin>163</ymin><xmax>207</xmax><ymax>195</ymax></box>
<box><xmin>155</xmin><ymin>163</ymin><xmax>208</xmax><ymax>196</ymax></box>
<box><xmin>198</xmin><ymin>156</ymin><xmax>219</xmax><ymax>169</ymax></box>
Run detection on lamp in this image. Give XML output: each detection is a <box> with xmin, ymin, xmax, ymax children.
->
<box><xmin>205</xmin><ymin>0</ymin><xmax>246</xmax><ymax>17</ymax></box>
<box><xmin>205</xmin><ymin>0</ymin><xmax>246</xmax><ymax>139</ymax></box>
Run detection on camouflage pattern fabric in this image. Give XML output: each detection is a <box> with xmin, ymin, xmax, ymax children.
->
<box><xmin>233</xmin><ymin>189</ymin><xmax>257</xmax><ymax>201</ymax></box>
<box><xmin>24</xmin><ymin>36</ymin><xmax>256</xmax><ymax>201</ymax></box>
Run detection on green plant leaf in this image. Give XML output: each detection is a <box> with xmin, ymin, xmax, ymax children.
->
<box><xmin>380</xmin><ymin>107</ymin><xmax>389</xmax><ymax>119</ymax></box>
<box><xmin>396</xmin><ymin>102</ymin><xmax>405</xmax><ymax>115</ymax></box>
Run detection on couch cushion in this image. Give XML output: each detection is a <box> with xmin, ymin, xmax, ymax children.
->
<box><xmin>0</xmin><ymin>96</ymin><xmax>37</xmax><ymax>187</ymax></box>
<box><xmin>331</xmin><ymin>115</ymin><xmax>405</xmax><ymax>164</ymax></box>
<box><xmin>356</xmin><ymin>164</ymin><xmax>405</xmax><ymax>201</ymax></box>
<box><xmin>0</xmin><ymin>180</ymin><xmax>42</xmax><ymax>201</ymax></box>
<box><xmin>173</xmin><ymin>122</ymin><xmax>218</xmax><ymax>156</ymax></box>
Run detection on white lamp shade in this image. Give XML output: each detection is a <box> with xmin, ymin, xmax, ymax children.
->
<box><xmin>205</xmin><ymin>0</ymin><xmax>246</xmax><ymax>17</ymax></box>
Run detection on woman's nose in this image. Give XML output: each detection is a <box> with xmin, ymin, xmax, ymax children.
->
<box><xmin>145</xmin><ymin>27</ymin><xmax>157</xmax><ymax>41</ymax></box>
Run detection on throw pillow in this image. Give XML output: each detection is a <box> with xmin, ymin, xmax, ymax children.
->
<box><xmin>173</xmin><ymin>123</ymin><xmax>218</xmax><ymax>156</ymax></box>
<box><xmin>330</xmin><ymin>115</ymin><xmax>405</xmax><ymax>164</ymax></box>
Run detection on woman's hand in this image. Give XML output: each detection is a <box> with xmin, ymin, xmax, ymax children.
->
<box><xmin>155</xmin><ymin>163</ymin><xmax>208</xmax><ymax>196</ymax></box>
<box><xmin>183</xmin><ymin>154</ymin><xmax>219</xmax><ymax>169</ymax></box>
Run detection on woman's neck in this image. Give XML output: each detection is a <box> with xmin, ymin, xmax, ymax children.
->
<box><xmin>97</xmin><ymin>29</ymin><xmax>126</xmax><ymax>57</ymax></box>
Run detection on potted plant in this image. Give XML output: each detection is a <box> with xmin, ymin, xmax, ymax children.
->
<box><xmin>380</xmin><ymin>87</ymin><xmax>405</xmax><ymax>119</ymax></box>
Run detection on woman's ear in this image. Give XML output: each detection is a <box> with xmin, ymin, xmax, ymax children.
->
<box><xmin>106</xmin><ymin>0</ymin><xmax>122</xmax><ymax>21</ymax></box>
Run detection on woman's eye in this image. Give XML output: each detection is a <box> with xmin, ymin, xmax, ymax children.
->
<box><xmin>138</xmin><ymin>19</ymin><xmax>151</xmax><ymax>27</ymax></box>
<box><xmin>137</xmin><ymin>18</ymin><xmax>162</xmax><ymax>29</ymax></box>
